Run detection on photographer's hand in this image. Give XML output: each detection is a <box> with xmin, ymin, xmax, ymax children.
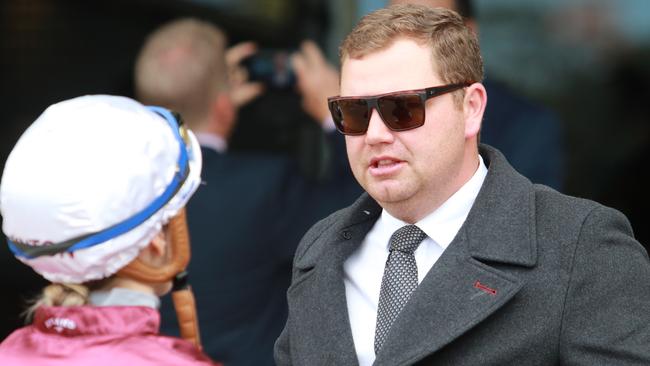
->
<box><xmin>292</xmin><ymin>40</ymin><xmax>340</xmax><ymax>127</ymax></box>
<box><xmin>226</xmin><ymin>41</ymin><xmax>264</xmax><ymax>108</ymax></box>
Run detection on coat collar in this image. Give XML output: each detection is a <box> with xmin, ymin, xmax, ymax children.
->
<box><xmin>325</xmin><ymin>144</ymin><xmax>537</xmax><ymax>268</ymax></box>
<box><xmin>465</xmin><ymin>144</ymin><xmax>537</xmax><ymax>267</ymax></box>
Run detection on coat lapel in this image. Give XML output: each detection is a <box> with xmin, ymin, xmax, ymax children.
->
<box><xmin>375</xmin><ymin>230</ymin><xmax>524</xmax><ymax>365</ymax></box>
<box><xmin>289</xmin><ymin>195</ymin><xmax>381</xmax><ymax>365</ymax></box>
<box><xmin>375</xmin><ymin>145</ymin><xmax>538</xmax><ymax>365</ymax></box>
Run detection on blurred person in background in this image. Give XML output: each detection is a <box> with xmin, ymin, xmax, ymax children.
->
<box><xmin>0</xmin><ymin>95</ymin><xmax>216</xmax><ymax>365</ymax></box>
<box><xmin>135</xmin><ymin>18</ymin><xmax>361</xmax><ymax>366</ymax></box>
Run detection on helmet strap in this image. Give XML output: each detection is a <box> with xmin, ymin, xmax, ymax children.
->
<box><xmin>117</xmin><ymin>209</ymin><xmax>202</xmax><ymax>348</ymax></box>
<box><xmin>171</xmin><ymin>271</ymin><xmax>202</xmax><ymax>349</ymax></box>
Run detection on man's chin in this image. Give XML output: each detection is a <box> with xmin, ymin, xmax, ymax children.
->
<box><xmin>367</xmin><ymin>183</ymin><xmax>410</xmax><ymax>206</ymax></box>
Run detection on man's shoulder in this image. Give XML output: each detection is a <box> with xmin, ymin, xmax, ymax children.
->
<box><xmin>292</xmin><ymin>202</ymin><xmax>354</xmax><ymax>268</ymax></box>
<box><xmin>532</xmin><ymin>184</ymin><xmax>638</xmax><ymax>249</ymax></box>
<box><xmin>480</xmin><ymin>145</ymin><xmax>631</xmax><ymax>240</ymax></box>
<box><xmin>533</xmin><ymin>184</ymin><xmax>615</xmax><ymax>223</ymax></box>
<box><xmin>198</xmin><ymin>148</ymin><xmax>297</xmax><ymax>192</ymax></box>
<box><xmin>533</xmin><ymin>184</ymin><xmax>598</xmax><ymax>216</ymax></box>
<box><xmin>293</xmin><ymin>193</ymin><xmax>377</xmax><ymax>269</ymax></box>
<box><xmin>201</xmin><ymin>147</ymin><xmax>293</xmax><ymax>170</ymax></box>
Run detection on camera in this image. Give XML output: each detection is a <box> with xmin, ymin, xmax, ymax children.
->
<box><xmin>242</xmin><ymin>48</ymin><xmax>296</xmax><ymax>90</ymax></box>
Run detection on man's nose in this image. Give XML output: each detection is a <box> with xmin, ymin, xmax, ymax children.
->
<box><xmin>364</xmin><ymin>109</ymin><xmax>394</xmax><ymax>145</ymax></box>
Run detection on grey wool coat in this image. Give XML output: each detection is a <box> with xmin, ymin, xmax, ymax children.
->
<box><xmin>274</xmin><ymin>144</ymin><xmax>650</xmax><ymax>365</ymax></box>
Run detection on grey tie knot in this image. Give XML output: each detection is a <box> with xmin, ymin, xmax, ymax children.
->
<box><xmin>389</xmin><ymin>225</ymin><xmax>426</xmax><ymax>254</ymax></box>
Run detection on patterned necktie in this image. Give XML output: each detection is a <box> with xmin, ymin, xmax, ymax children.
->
<box><xmin>374</xmin><ymin>224</ymin><xmax>427</xmax><ymax>354</ymax></box>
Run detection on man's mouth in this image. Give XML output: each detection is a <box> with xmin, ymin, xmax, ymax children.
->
<box><xmin>375</xmin><ymin>159</ymin><xmax>397</xmax><ymax>168</ymax></box>
<box><xmin>369</xmin><ymin>157</ymin><xmax>404</xmax><ymax>176</ymax></box>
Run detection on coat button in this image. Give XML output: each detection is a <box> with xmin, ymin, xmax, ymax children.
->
<box><xmin>341</xmin><ymin>230</ymin><xmax>352</xmax><ymax>240</ymax></box>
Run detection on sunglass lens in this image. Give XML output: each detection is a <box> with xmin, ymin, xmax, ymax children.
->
<box><xmin>332</xmin><ymin>99</ymin><xmax>370</xmax><ymax>135</ymax></box>
<box><xmin>378</xmin><ymin>94</ymin><xmax>425</xmax><ymax>131</ymax></box>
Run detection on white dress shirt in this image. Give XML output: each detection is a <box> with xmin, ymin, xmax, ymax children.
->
<box><xmin>195</xmin><ymin>132</ymin><xmax>228</xmax><ymax>153</ymax></box>
<box><xmin>343</xmin><ymin>156</ymin><xmax>487</xmax><ymax>366</ymax></box>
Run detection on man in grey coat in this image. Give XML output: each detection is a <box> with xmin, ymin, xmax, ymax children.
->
<box><xmin>275</xmin><ymin>5</ymin><xmax>650</xmax><ymax>366</ymax></box>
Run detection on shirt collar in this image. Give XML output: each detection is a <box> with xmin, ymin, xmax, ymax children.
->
<box><xmin>195</xmin><ymin>131</ymin><xmax>227</xmax><ymax>153</ymax></box>
<box><xmin>379</xmin><ymin>155</ymin><xmax>487</xmax><ymax>249</ymax></box>
<box><xmin>89</xmin><ymin>287</ymin><xmax>160</xmax><ymax>309</ymax></box>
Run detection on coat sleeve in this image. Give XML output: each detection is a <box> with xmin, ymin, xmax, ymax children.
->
<box><xmin>273</xmin><ymin>214</ymin><xmax>336</xmax><ymax>366</ymax></box>
<box><xmin>274</xmin><ymin>321</ymin><xmax>292</xmax><ymax>366</ymax></box>
<box><xmin>559</xmin><ymin>205</ymin><xmax>650</xmax><ymax>364</ymax></box>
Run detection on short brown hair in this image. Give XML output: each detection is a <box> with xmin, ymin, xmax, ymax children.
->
<box><xmin>340</xmin><ymin>4</ymin><xmax>483</xmax><ymax>89</ymax></box>
<box><xmin>134</xmin><ymin>18</ymin><xmax>228</xmax><ymax>127</ymax></box>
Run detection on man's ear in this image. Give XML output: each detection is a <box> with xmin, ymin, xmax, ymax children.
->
<box><xmin>465</xmin><ymin>19</ymin><xmax>479</xmax><ymax>35</ymax></box>
<box><xmin>137</xmin><ymin>230</ymin><xmax>167</xmax><ymax>265</ymax></box>
<box><xmin>149</xmin><ymin>231</ymin><xmax>167</xmax><ymax>256</ymax></box>
<box><xmin>209</xmin><ymin>91</ymin><xmax>236</xmax><ymax>139</ymax></box>
<box><xmin>463</xmin><ymin>82</ymin><xmax>487</xmax><ymax>139</ymax></box>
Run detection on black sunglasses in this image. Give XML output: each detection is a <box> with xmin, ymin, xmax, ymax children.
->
<box><xmin>327</xmin><ymin>82</ymin><xmax>472</xmax><ymax>136</ymax></box>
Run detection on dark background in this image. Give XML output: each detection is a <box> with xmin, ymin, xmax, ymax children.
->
<box><xmin>1</xmin><ymin>0</ymin><xmax>648</xmax><ymax>339</ymax></box>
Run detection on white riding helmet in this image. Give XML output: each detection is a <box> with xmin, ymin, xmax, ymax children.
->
<box><xmin>0</xmin><ymin>95</ymin><xmax>202</xmax><ymax>284</ymax></box>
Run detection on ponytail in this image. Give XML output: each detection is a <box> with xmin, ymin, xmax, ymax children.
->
<box><xmin>24</xmin><ymin>283</ymin><xmax>90</xmax><ymax>322</ymax></box>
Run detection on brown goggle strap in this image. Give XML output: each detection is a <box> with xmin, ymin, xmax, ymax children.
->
<box><xmin>172</xmin><ymin>271</ymin><xmax>202</xmax><ymax>350</ymax></box>
<box><xmin>117</xmin><ymin>209</ymin><xmax>202</xmax><ymax>349</ymax></box>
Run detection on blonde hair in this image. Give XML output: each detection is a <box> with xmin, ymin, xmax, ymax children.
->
<box><xmin>134</xmin><ymin>18</ymin><xmax>229</xmax><ymax>128</ymax></box>
<box><xmin>24</xmin><ymin>283</ymin><xmax>90</xmax><ymax>321</ymax></box>
<box><xmin>340</xmin><ymin>4</ymin><xmax>483</xmax><ymax>104</ymax></box>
